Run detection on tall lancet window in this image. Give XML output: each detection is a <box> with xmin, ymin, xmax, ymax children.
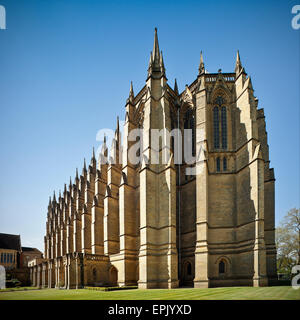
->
<box><xmin>213</xmin><ymin>96</ymin><xmax>228</xmax><ymax>150</ymax></box>
<box><xmin>223</xmin><ymin>157</ymin><xmax>227</xmax><ymax>171</ymax></box>
<box><xmin>216</xmin><ymin>157</ymin><xmax>221</xmax><ymax>172</ymax></box>
<box><xmin>221</xmin><ymin>106</ymin><xmax>227</xmax><ymax>149</ymax></box>
<box><xmin>184</xmin><ymin>109</ymin><xmax>196</xmax><ymax>157</ymax></box>
<box><xmin>190</xmin><ymin>114</ymin><xmax>195</xmax><ymax>157</ymax></box>
<box><xmin>213</xmin><ymin>107</ymin><xmax>220</xmax><ymax>149</ymax></box>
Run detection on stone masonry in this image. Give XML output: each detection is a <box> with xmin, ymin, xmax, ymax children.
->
<box><xmin>29</xmin><ymin>29</ymin><xmax>276</xmax><ymax>289</ymax></box>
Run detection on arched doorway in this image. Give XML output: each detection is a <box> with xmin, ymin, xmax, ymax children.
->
<box><xmin>109</xmin><ymin>266</ymin><xmax>118</xmax><ymax>286</ymax></box>
<box><xmin>181</xmin><ymin>260</ymin><xmax>194</xmax><ymax>287</ymax></box>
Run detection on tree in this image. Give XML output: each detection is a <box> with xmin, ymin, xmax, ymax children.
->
<box><xmin>276</xmin><ymin>208</ymin><xmax>300</xmax><ymax>275</ymax></box>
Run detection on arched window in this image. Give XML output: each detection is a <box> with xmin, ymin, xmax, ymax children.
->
<box><xmin>184</xmin><ymin>110</ymin><xmax>196</xmax><ymax>157</ymax></box>
<box><xmin>219</xmin><ymin>261</ymin><xmax>225</xmax><ymax>274</ymax></box>
<box><xmin>213</xmin><ymin>107</ymin><xmax>220</xmax><ymax>149</ymax></box>
<box><xmin>191</xmin><ymin>116</ymin><xmax>195</xmax><ymax>157</ymax></box>
<box><xmin>216</xmin><ymin>157</ymin><xmax>221</xmax><ymax>172</ymax></box>
<box><xmin>221</xmin><ymin>106</ymin><xmax>227</xmax><ymax>149</ymax></box>
<box><xmin>223</xmin><ymin>157</ymin><xmax>227</xmax><ymax>171</ymax></box>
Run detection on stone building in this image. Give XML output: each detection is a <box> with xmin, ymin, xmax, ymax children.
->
<box><xmin>30</xmin><ymin>29</ymin><xmax>276</xmax><ymax>289</ymax></box>
<box><xmin>0</xmin><ymin>233</ymin><xmax>21</xmax><ymax>270</ymax></box>
<box><xmin>21</xmin><ymin>247</ymin><xmax>43</xmax><ymax>267</ymax></box>
<box><xmin>0</xmin><ymin>233</ymin><xmax>42</xmax><ymax>285</ymax></box>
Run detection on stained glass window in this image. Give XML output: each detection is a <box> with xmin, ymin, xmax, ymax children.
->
<box><xmin>221</xmin><ymin>106</ymin><xmax>227</xmax><ymax>149</ymax></box>
<box><xmin>213</xmin><ymin>107</ymin><xmax>219</xmax><ymax>149</ymax></box>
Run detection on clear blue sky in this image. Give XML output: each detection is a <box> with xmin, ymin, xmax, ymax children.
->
<box><xmin>0</xmin><ymin>0</ymin><xmax>299</xmax><ymax>251</ymax></box>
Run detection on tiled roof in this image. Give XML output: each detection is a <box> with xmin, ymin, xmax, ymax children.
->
<box><xmin>0</xmin><ymin>233</ymin><xmax>21</xmax><ymax>251</ymax></box>
<box><xmin>21</xmin><ymin>247</ymin><xmax>42</xmax><ymax>253</ymax></box>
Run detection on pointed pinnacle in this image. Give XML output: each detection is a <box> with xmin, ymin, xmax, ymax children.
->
<box><xmin>129</xmin><ymin>81</ymin><xmax>134</xmax><ymax>99</ymax></box>
<box><xmin>83</xmin><ymin>158</ymin><xmax>87</xmax><ymax>171</ymax></box>
<box><xmin>147</xmin><ymin>52</ymin><xmax>153</xmax><ymax>77</ymax></box>
<box><xmin>198</xmin><ymin>51</ymin><xmax>205</xmax><ymax>75</ymax></box>
<box><xmin>236</xmin><ymin>50</ymin><xmax>241</xmax><ymax>64</ymax></box>
<box><xmin>174</xmin><ymin>78</ymin><xmax>179</xmax><ymax>95</ymax></box>
<box><xmin>235</xmin><ymin>50</ymin><xmax>243</xmax><ymax>74</ymax></box>
<box><xmin>152</xmin><ymin>27</ymin><xmax>160</xmax><ymax>63</ymax></box>
<box><xmin>64</xmin><ymin>183</ymin><xmax>67</xmax><ymax>193</ymax></box>
<box><xmin>76</xmin><ymin>168</ymin><xmax>79</xmax><ymax>180</ymax></box>
<box><xmin>69</xmin><ymin>176</ymin><xmax>72</xmax><ymax>187</ymax></box>
<box><xmin>115</xmin><ymin>117</ymin><xmax>120</xmax><ymax>142</ymax></box>
<box><xmin>53</xmin><ymin>191</ymin><xmax>56</xmax><ymax>202</ymax></box>
<box><xmin>100</xmin><ymin>133</ymin><xmax>108</xmax><ymax>158</ymax></box>
<box><xmin>92</xmin><ymin>146</ymin><xmax>96</xmax><ymax>160</ymax></box>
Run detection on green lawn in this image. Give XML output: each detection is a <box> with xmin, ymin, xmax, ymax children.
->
<box><xmin>0</xmin><ymin>286</ymin><xmax>299</xmax><ymax>300</ymax></box>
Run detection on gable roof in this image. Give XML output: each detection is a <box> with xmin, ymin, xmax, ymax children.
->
<box><xmin>0</xmin><ymin>233</ymin><xmax>21</xmax><ymax>251</ymax></box>
<box><xmin>21</xmin><ymin>247</ymin><xmax>42</xmax><ymax>254</ymax></box>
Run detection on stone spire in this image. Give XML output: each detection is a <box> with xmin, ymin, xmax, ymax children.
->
<box><xmin>53</xmin><ymin>191</ymin><xmax>56</xmax><ymax>203</ymax></box>
<box><xmin>147</xmin><ymin>28</ymin><xmax>165</xmax><ymax>78</ymax></box>
<box><xmin>198</xmin><ymin>51</ymin><xmax>205</xmax><ymax>75</ymax></box>
<box><xmin>64</xmin><ymin>183</ymin><xmax>67</xmax><ymax>195</ymax></box>
<box><xmin>152</xmin><ymin>27</ymin><xmax>160</xmax><ymax>65</ymax></box>
<box><xmin>75</xmin><ymin>168</ymin><xmax>79</xmax><ymax>182</ymax></box>
<box><xmin>235</xmin><ymin>50</ymin><xmax>243</xmax><ymax>75</ymax></box>
<box><xmin>129</xmin><ymin>81</ymin><xmax>134</xmax><ymax>101</ymax></box>
<box><xmin>82</xmin><ymin>158</ymin><xmax>87</xmax><ymax>176</ymax></box>
<box><xmin>98</xmin><ymin>134</ymin><xmax>108</xmax><ymax>167</ymax></box>
<box><xmin>90</xmin><ymin>146</ymin><xmax>96</xmax><ymax>169</ymax></box>
<box><xmin>110</xmin><ymin>127</ymin><xmax>121</xmax><ymax>165</ymax></box>
<box><xmin>174</xmin><ymin>78</ymin><xmax>179</xmax><ymax>95</ymax></box>
<box><xmin>115</xmin><ymin>116</ymin><xmax>120</xmax><ymax>141</ymax></box>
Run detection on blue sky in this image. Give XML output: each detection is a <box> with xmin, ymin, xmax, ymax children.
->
<box><xmin>0</xmin><ymin>0</ymin><xmax>299</xmax><ymax>251</ymax></box>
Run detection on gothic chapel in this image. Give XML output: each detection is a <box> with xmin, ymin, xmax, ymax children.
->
<box><xmin>30</xmin><ymin>29</ymin><xmax>276</xmax><ymax>289</ymax></box>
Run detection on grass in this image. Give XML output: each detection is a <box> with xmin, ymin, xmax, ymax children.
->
<box><xmin>0</xmin><ymin>286</ymin><xmax>299</xmax><ymax>300</ymax></box>
<box><xmin>0</xmin><ymin>286</ymin><xmax>40</xmax><ymax>292</ymax></box>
